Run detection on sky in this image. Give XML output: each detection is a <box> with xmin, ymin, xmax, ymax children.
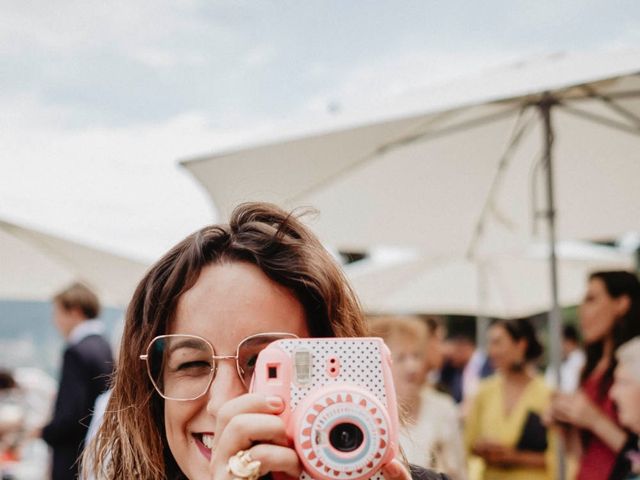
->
<box><xmin>1</xmin><ymin>0</ymin><xmax>639</xmax><ymax>262</ymax></box>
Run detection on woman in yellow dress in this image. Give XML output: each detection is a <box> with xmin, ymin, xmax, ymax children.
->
<box><xmin>465</xmin><ymin>318</ymin><xmax>554</xmax><ymax>480</ymax></box>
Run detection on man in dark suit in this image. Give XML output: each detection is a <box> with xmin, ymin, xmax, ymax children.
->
<box><xmin>39</xmin><ymin>283</ymin><xmax>114</xmax><ymax>480</ymax></box>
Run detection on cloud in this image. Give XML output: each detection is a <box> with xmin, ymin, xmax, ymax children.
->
<box><xmin>130</xmin><ymin>47</ymin><xmax>207</xmax><ymax>69</ymax></box>
<box><xmin>0</xmin><ymin>1</ymin><xmax>213</xmax><ymax>55</ymax></box>
<box><xmin>244</xmin><ymin>44</ymin><xmax>278</xmax><ymax>69</ymax></box>
<box><xmin>300</xmin><ymin>48</ymin><xmax>529</xmax><ymax>116</ymax></box>
<box><xmin>0</xmin><ymin>97</ymin><xmax>275</xmax><ymax>261</ymax></box>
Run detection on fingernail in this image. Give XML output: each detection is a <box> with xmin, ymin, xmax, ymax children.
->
<box><xmin>266</xmin><ymin>396</ymin><xmax>284</xmax><ymax>410</ymax></box>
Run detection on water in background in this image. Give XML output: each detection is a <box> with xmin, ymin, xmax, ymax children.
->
<box><xmin>0</xmin><ymin>300</ymin><xmax>123</xmax><ymax>379</ymax></box>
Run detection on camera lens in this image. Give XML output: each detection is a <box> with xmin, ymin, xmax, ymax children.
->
<box><xmin>329</xmin><ymin>423</ymin><xmax>364</xmax><ymax>452</ymax></box>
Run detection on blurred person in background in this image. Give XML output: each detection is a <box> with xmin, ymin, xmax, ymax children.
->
<box><xmin>36</xmin><ymin>283</ymin><xmax>114</xmax><ymax>480</ymax></box>
<box><xmin>465</xmin><ymin>318</ymin><xmax>554</xmax><ymax>480</ymax></box>
<box><xmin>550</xmin><ymin>271</ymin><xmax>640</xmax><ymax>480</ymax></box>
<box><xmin>610</xmin><ymin>337</ymin><xmax>640</xmax><ymax>478</ymax></box>
<box><xmin>439</xmin><ymin>333</ymin><xmax>493</xmax><ymax>407</ymax></box>
<box><xmin>423</xmin><ymin>316</ymin><xmax>447</xmax><ymax>388</ymax></box>
<box><xmin>0</xmin><ymin>370</ymin><xmax>24</xmax><ymax>467</ymax></box>
<box><xmin>370</xmin><ymin>316</ymin><xmax>467</xmax><ymax>480</ymax></box>
<box><xmin>544</xmin><ymin>324</ymin><xmax>585</xmax><ymax>393</ymax></box>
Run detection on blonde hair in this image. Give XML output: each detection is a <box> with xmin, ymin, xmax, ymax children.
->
<box><xmin>368</xmin><ymin>315</ymin><xmax>430</xmax><ymax>345</ymax></box>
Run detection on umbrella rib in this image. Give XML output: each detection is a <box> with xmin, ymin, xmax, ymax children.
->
<box><xmin>579</xmin><ymin>85</ymin><xmax>640</xmax><ymax>130</ymax></box>
<box><xmin>375</xmin><ymin>105</ymin><xmax>521</xmax><ymax>154</ymax></box>
<box><xmin>602</xmin><ymin>88</ymin><xmax>640</xmax><ymax>100</ymax></box>
<box><xmin>465</xmin><ymin>106</ymin><xmax>537</xmax><ymax>259</ymax></box>
<box><xmin>557</xmin><ymin>104</ymin><xmax>640</xmax><ymax>137</ymax></box>
<box><xmin>287</xmin><ymin>105</ymin><xmax>521</xmax><ymax>205</ymax></box>
<box><xmin>394</xmin><ymin>108</ymin><xmax>467</xmax><ymax>142</ymax></box>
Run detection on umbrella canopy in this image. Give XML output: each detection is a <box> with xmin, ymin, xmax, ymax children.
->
<box><xmin>345</xmin><ymin>242</ymin><xmax>635</xmax><ymax>318</ymax></box>
<box><xmin>182</xmin><ymin>49</ymin><xmax>640</xmax><ymax>258</ymax></box>
<box><xmin>0</xmin><ymin>218</ymin><xmax>148</xmax><ymax>307</ymax></box>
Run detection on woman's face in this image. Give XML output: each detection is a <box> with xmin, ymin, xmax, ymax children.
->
<box><xmin>164</xmin><ymin>261</ymin><xmax>309</xmax><ymax>480</ymax></box>
<box><xmin>579</xmin><ymin>278</ymin><xmax>622</xmax><ymax>345</ymax></box>
<box><xmin>487</xmin><ymin>325</ymin><xmax>525</xmax><ymax>372</ymax></box>
<box><xmin>386</xmin><ymin>333</ymin><xmax>427</xmax><ymax>402</ymax></box>
<box><xmin>610</xmin><ymin>364</ymin><xmax>640</xmax><ymax>433</ymax></box>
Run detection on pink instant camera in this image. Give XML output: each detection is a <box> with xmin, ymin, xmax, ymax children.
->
<box><xmin>250</xmin><ymin>337</ymin><xmax>399</xmax><ymax>480</ymax></box>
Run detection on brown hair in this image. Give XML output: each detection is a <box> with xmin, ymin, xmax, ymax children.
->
<box><xmin>84</xmin><ymin>202</ymin><xmax>366</xmax><ymax>479</ymax></box>
<box><xmin>423</xmin><ymin>315</ymin><xmax>446</xmax><ymax>338</ymax></box>
<box><xmin>53</xmin><ymin>282</ymin><xmax>100</xmax><ymax>319</ymax></box>
<box><xmin>581</xmin><ymin>270</ymin><xmax>640</xmax><ymax>397</ymax></box>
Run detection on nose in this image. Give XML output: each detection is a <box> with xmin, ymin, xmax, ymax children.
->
<box><xmin>205</xmin><ymin>360</ymin><xmax>246</xmax><ymax>417</ymax></box>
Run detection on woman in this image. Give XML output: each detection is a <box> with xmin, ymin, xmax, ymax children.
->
<box><xmin>369</xmin><ymin>316</ymin><xmax>467</xmax><ymax>480</ymax></box>
<box><xmin>550</xmin><ymin>271</ymin><xmax>640</xmax><ymax>480</ymax></box>
<box><xmin>465</xmin><ymin>318</ymin><xmax>554</xmax><ymax>480</ymax></box>
<box><xmin>610</xmin><ymin>338</ymin><xmax>640</xmax><ymax>478</ymax></box>
<box><xmin>83</xmin><ymin>203</ymin><xmax>444</xmax><ymax>480</ymax></box>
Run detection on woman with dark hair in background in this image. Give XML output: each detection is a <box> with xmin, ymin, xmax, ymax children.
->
<box><xmin>465</xmin><ymin>318</ymin><xmax>554</xmax><ymax>480</ymax></box>
<box><xmin>610</xmin><ymin>338</ymin><xmax>640</xmax><ymax>478</ymax></box>
<box><xmin>550</xmin><ymin>271</ymin><xmax>640</xmax><ymax>480</ymax></box>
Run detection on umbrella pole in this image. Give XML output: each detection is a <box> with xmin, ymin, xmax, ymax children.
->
<box><xmin>476</xmin><ymin>262</ymin><xmax>490</xmax><ymax>351</ymax></box>
<box><xmin>539</xmin><ymin>94</ymin><xmax>566</xmax><ymax>480</ymax></box>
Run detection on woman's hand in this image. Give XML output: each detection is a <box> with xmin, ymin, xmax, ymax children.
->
<box><xmin>551</xmin><ymin>390</ymin><xmax>627</xmax><ymax>453</ymax></box>
<box><xmin>550</xmin><ymin>391</ymin><xmax>602</xmax><ymax>430</ymax></box>
<box><xmin>382</xmin><ymin>459</ymin><xmax>412</xmax><ymax>480</ymax></box>
<box><xmin>209</xmin><ymin>393</ymin><xmax>302</xmax><ymax>480</ymax></box>
<box><xmin>473</xmin><ymin>439</ymin><xmax>546</xmax><ymax>469</ymax></box>
<box><xmin>472</xmin><ymin>440</ymin><xmax>516</xmax><ymax>467</ymax></box>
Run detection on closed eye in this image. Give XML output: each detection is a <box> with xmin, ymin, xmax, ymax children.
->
<box><xmin>174</xmin><ymin>361</ymin><xmax>212</xmax><ymax>373</ymax></box>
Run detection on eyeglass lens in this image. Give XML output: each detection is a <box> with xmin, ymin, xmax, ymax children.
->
<box><xmin>146</xmin><ymin>333</ymin><xmax>294</xmax><ymax>400</ymax></box>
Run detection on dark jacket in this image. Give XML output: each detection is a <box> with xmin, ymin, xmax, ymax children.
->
<box><xmin>410</xmin><ymin>464</ymin><xmax>450</xmax><ymax>480</ymax></box>
<box><xmin>42</xmin><ymin>334</ymin><xmax>113</xmax><ymax>480</ymax></box>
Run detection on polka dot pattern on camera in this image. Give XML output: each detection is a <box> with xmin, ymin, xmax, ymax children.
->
<box><xmin>276</xmin><ymin>339</ymin><xmax>388</xmax><ymax>407</ymax></box>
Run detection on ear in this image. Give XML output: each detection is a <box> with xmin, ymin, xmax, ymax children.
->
<box><xmin>516</xmin><ymin>338</ymin><xmax>528</xmax><ymax>359</ymax></box>
<box><xmin>68</xmin><ymin>306</ymin><xmax>87</xmax><ymax>321</ymax></box>
<box><xmin>615</xmin><ymin>295</ymin><xmax>631</xmax><ymax>317</ymax></box>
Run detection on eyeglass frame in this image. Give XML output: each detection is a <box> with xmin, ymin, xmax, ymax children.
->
<box><xmin>140</xmin><ymin>331</ymin><xmax>299</xmax><ymax>401</ymax></box>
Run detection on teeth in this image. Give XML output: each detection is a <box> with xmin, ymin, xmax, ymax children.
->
<box><xmin>202</xmin><ymin>434</ymin><xmax>214</xmax><ymax>449</ymax></box>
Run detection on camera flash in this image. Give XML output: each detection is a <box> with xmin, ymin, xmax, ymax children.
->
<box><xmin>294</xmin><ymin>348</ymin><xmax>312</xmax><ymax>385</ymax></box>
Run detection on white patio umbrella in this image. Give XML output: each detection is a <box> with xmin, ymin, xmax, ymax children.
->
<box><xmin>182</xmin><ymin>49</ymin><xmax>640</xmax><ymax>256</ymax></box>
<box><xmin>0</xmin><ymin>218</ymin><xmax>148</xmax><ymax>308</ymax></box>
<box><xmin>345</xmin><ymin>242</ymin><xmax>635</xmax><ymax>318</ymax></box>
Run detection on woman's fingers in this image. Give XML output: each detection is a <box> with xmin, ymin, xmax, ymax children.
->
<box><xmin>208</xmin><ymin>394</ymin><xmax>290</xmax><ymax>477</ymax></box>
<box><xmin>249</xmin><ymin>443</ymin><xmax>303</xmax><ymax>478</ymax></box>
<box><xmin>212</xmin><ymin>443</ymin><xmax>301</xmax><ymax>480</ymax></box>
<box><xmin>382</xmin><ymin>459</ymin><xmax>412</xmax><ymax>480</ymax></box>
<box><xmin>550</xmin><ymin>393</ymin><xmax>574</xmax><ymax>422</ymax></box>
<box><xmin>213</xmin><ymin>412</ymin><xmax>289</xmax><ymax>458</ymax></box>
<box><xmin>214</xmin><ymin>393</ymin><xmax>284</xmax><ymax>434</ymax></box>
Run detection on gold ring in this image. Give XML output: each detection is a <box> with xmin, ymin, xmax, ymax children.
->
<box><xmin>227</xmin><ymin>450</ymin><xmax>261</xmax><ymax>480</ymax></box>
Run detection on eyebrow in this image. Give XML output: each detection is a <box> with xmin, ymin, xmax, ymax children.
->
<box><xmin>167</xmin><ymin>338</ymin><xmax>210</xmax><ymax>355</ymax></box>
